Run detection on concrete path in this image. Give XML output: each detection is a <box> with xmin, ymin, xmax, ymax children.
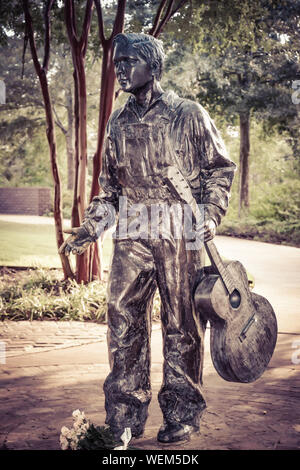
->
<box><xmin>0</xmin><ymin>234</ymin><xmax>300</xmax><ymax>451</ymax></box>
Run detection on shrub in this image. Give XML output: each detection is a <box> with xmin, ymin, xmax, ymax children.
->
<box><xmin>0</xmin><ymin>269</ymin><xmax>107</xmax><ymax>322</ymax></box>
<box><xmin>0</xmin><ymin>268</ymin><xmax>162</xmax><ymax>322</ymax></box>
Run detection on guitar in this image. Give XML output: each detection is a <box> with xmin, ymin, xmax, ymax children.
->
<box><xmin>162</xmin><ymin>165</ymin><xmax>278</xmax><ymax>383</ymax></box>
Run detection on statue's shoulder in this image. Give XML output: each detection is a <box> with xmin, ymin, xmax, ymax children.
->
<box><xmin>107</xmin><ymin>106</ymin><xmax>124</xmax><ymax>126</ymax></box>
<box><xmin>165</xmin><ymin>91</ymin><xmax>207</xmax><ymax>122</ymax></box>
<box><xmin>106</xmin><ymin>105</ymin><xmax>127</xmax><ymax>135</ymax></box>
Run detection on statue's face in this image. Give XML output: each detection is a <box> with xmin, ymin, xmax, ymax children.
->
<box><xmin>113</xmin><ymin>42</ymin><xmax>153</xmax><ymax>93</ymax></box>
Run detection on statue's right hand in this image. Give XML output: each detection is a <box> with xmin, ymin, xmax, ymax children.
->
<box><xmin>59</xmin><ymin>226</ymin><xmax>92</xmax><ymax>256</ymax></box>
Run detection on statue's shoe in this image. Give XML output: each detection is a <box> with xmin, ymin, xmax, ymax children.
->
<box><xmin>157</xmin><ymin>422</ymin><xmax>199</xmax><ymax>443</ymax></box>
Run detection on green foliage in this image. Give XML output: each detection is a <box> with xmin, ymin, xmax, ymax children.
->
<box><xmin>217</xmin><ymin>122</ymin><xmax>300</xmax><ymax>246</ymax></box>
<box><xmin>0</xmin><ymin>0</ymin><xmax>299</xmax><ymax>253</ymax></box>
<box><xmin>0</xmin><ymin>268</ymin><xmax>108</xmax><ymax>322</ymax></box>
<box><xmin>218</xmin><ymin>212</ymin><xmax>300</xmax><ymax>247</ymax></box>
<box><xmin>76</xmin><ymin>422</ymin><xmax>139</xmax><ymax>450</ymax></box>
<box><xmin>76</xmin><ymin>424</ymin><xmax>120</xmax><ymax>450</ymax></box>
<box><xmin>61</xmin><ymin>188</ymin><xmax>73</xmax><ymax>219</ymax></box>
<box><xmin>184</xmin><ymin>0</ymin><xmax>300</xmax><ymax>57</ymax></box>
<box><xmin>0</xmin><ymin>0</ymin><xmax>26</xmax><ymax>45</ymax></box>
<box><xmin>0</xmin><ymin>268</ymin><xmax>163</xmax><ymax>322</ymax></box>
<box><xmin>252</xmin><ymin>181</ymin><xmax>300</xmax><ymax>223</ymax></box>
<box><xmin>0</xmin><ymin>37</ymin><xmax>67</xmax><ymax>188</ymax></box>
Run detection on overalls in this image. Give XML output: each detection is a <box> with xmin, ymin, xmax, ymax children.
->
<box><xmin>93</xmin><ymin>91</ymin><xmax>236</xmax><ymax>437</ymax></box>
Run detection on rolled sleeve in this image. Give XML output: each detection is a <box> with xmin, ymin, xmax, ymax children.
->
<box><xmin>194</xmin><ymin>105</ymin><xmax>236</xmax><ymax>225</ymax></box>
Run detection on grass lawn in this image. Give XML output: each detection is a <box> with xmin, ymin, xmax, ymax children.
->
<box><xmin>0</xmin><ymin>220</ymin><xmax>255</xmax><ymax>321</ymax></box>
<box><xmin>0</xmin><ymin>219</ymin><xmax>254</xmax><ymax>286</ymax></box>
<box><xmin>0</xmin><ymin>220</ymin><xmax>113</xmax><ymax>269</ymax></box>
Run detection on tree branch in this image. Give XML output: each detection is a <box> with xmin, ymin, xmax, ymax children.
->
<box><xmin>154</xmin><ymin>0</ymin><xmax>175</xmax><ymax>38</ymax></box>
<box><xmin>112</xmin><ymin>0</ymin><xmax>126</xmax><ymax>39</ymax></box>
<box><xmin>154</xmin><ymin>0</ymin><xmax>175</xmax><ymax>37</ymax></box>
<box><xmin>171</xmin><ymin>0</ymin><xmax>187</xmax><ymax>16</ymax></box>
<box><xmin>94</xmin><ymin>0</ymin><xmax>106</xmax><ymax>45</ymax></box>
<box><xmin>42</xmin><ymin>0</ymin><xmax>55</xmax><ymax>71</ymax></box>
<box><xmin>80</xmin><ymin>0</ymin><xmax>94</xmax><ymax>56</ymax></box>
<box><xmin>53</xmin><ymin>106</ymin><xmax>67</xmax><ymax>134</ymax></box>
<box><xmin>150</xmin><ymin>0</ymin><xmax>188</xmax><ymax>38</ymax></box>
<box><xmin>65</xmin><ymin>0</ymin><xmax>79</xmax><ymax>48</ymax></box>
<box><xmin>22</xmin><ymin>0</ymin><xmax>41</xmax><ymax>75</ymax></box>
<box><xmin>21</xmin><ymin>33</ymin><xmax>28</xmax><ymax>79</ymax></box>
<box><xmin>149</xmin><ymin>0</ymin><xmax>168</xmax><ymax>37</ymax></box>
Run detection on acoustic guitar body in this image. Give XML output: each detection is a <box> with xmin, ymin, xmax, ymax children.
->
<box><xmin>160</xmin><ymin>165</ymin><xmax>278</xmax><ymax>384</ymax></box>
<box><xmin>194</xmin><ymin>261</ymin><xmax>278</xmax><ymax>383</ymax></box>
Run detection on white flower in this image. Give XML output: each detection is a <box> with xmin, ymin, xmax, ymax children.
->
<box><xmin>70</xmin><ymin>440</ymin><xmax>78</xmax><ymax>450</ymax></box>
<box><xmin>73</xmin><ymin>421</ymin><xmax>81</xmax><ymax>432</ymax></box>
<box><xmin>72</xmin><ymin>409</ymin><xmax>82</xmax><ymax>419</ymax></box>
<box><xmin>81</xmin><ymin>422</ymin><xmax>90</xmax><ymax>433</ymax></box>
<box><xmin>74</xmin><ymin>421</ymin><xmax>89</xmax><ymax>434</ymax></box>
<box><xmin>60</xmin><ymin>410</ymin><xmax>92</xmax><ymax>450</ymax></box>
<box><xmin>60</xmin><ymin>426</ymin><xmax>70</xmax><ymax>437</ymax></box>
<box><xmin>70</xmin><ymin>429</ymin><xmax>78</xmax><ymax>440</ymax></box>
<box><xmin>60</xmin><ymin>436</ymin><xmax>69</xmax><ymax>450</ymax></box>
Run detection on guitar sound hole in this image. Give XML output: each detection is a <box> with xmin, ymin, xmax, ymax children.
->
<box><xmin>230</xmin><ymin>289</ymin><xmax>241</xmax><ymax>309</ymax></box>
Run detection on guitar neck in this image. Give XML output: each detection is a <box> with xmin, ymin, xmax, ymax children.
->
<box><xmin>205</xmin><ymin>239</ymin><xmax>236</xmax><ymax>295</ymax></box>
<box><xmin>162</xmin><ymin>166</ymin><xmax>237</xmax><ymax>296</ymax></box>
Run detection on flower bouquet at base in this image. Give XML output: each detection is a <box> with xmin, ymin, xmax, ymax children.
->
<box><xmin>60</xmin><ymin>410</ymin><xmax>134</xmax><ymax>450</ymax></box>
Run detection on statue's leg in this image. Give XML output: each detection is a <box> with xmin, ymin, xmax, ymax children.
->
<box><xmin>103</xmin><ymin>238</ymin><xmax>157</xmax><ymax>440</ymax></box>
<box><xmin>153</xmin><ymin>237</ymin><xmax>207</xmax><ymax>430</ymax></box>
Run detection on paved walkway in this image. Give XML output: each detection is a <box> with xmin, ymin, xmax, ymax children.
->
<box><xmin>0</xmin><ymin>234</ymin><xmax>300</xmax><ymax>451</ymax></box>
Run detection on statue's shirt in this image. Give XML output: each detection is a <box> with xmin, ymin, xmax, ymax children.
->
<box><xmin>83</xmin><ymin>91</ymin><xmax>236</xmax><ymax>242</ymax></box>
<box><xmin>100</xmin><ymin>91</ymin><xmax>235</xmax><ymax>222</ymax></box>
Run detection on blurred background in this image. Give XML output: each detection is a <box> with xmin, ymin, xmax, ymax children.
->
<box><xmin>0</xmin><ymin>0</ymin><xmax>299</xmax><ymax>273</ymax></box>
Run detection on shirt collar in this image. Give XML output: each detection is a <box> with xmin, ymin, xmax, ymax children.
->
<box><xmin>125</xmin><ymin>90</ymin><xmax>177</xmax><ymax>113</ymax></box>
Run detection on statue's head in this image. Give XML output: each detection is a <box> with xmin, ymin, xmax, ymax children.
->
<box><xmin>113</xmin><ymin>33</ymin><xmax>165</xmax><ymax>93</ymax></box>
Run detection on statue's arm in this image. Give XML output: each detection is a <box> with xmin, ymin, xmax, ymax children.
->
<box><xmin>60</xmin><ymin>129</ymin><xmax>121</xmax><ymax>256</ymax></box>
<box><xmin>194</xmin><ymin>106</ymin><xmax>236</xmax><ymax>228</ymax></box>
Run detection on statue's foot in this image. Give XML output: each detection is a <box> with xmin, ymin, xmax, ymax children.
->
<box><xmin>157</xmin><ymin>422</ymin><xmax>199</xmax><ymax>443</ymax></box>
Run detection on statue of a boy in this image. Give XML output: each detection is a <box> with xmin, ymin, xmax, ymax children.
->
<box><xmin>60</xmin><ymin>33</ymin><xmax>236</xmax><ymax>444</ymax></box>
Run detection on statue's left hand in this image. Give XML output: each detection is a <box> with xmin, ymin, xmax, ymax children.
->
<box><xmin>203</xmin><ymin>218</ymin><xmax>217</xmax><ymax>242</ymax></box>
<box><xmin>194</xmin><ymin>217</ymin><xmax>216</xmax><ymax>243</ymax></box>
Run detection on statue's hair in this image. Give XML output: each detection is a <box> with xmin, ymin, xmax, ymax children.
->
<box><xmin>113</xmin><ymin>33</ymin><xmax>165</xmax><ymax>80</ymax></box>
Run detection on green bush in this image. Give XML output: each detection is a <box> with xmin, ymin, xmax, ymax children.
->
<box><xmin>0</xmin><ymin>269</ymin><xmax>107</xmax><ymax>322</ymax></box>
<box><xmin>218</xmin><ymin>121</ymin><xmax>300</xmax><ymax>247</ymax></box>
<box><xmin>0</xmin><ymin>268</ymin><xmax>162</xmax><ymax>322</ymax></box>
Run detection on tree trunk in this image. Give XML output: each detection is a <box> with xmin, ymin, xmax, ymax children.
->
<box><xmin>74</xmin><ymin>51</ymin><xmax>90</xmax><ymax>283</ymax></box>
<box><xmin>23</xmin><ymin>0</ymin><xmax>74</xmax><ymax>280</ymax></box>
<box><xmin>65</xmin><ymin>0</ymin><xmax>94</xmax><ymax>284</ymax></box>
<box><xmin>88</xmin><ymin>43</ymin><xmax>117</xmax><ymax>280</ymax></box>
<box><xmin>53</xmin><ymin>87</ymin><xmax>74</xmax><ymax>191</ymax></box>
<box><xmin>70</xmin><ymin>0</ymin><xmax>188</xmax><ymax>282</ymax></box>
<box><xmin>90</xmin><ymin>44</ymin><xmax>115</xmax><ymax>198</ymax></box>
<box><xmin>239</xmin><ymin>112</ymin><xmax>250</xmax><ymax>215</ymax></box>
<box><xmin>89</xmin><ymin>0</ymin><xmax>188</xmax><ymax>280</ymax></box>
<box><xmin>71</xmin><ymin>68</ymin><xmax>80</xmax><ymax>229</ymax></box>
<box><xmin>65</xmin><ymin>86</ymin><xmax>74</xmax><ymax>191</ymax></box>
<box><xmin>39</xmin><ymin>72</ymin><xmax>74</xmax><ymax>279</ymax></box>
<box><xmin>90</xmin><ymin>0</ymin><xmax>127</xmax><ymax>280</ymax></box>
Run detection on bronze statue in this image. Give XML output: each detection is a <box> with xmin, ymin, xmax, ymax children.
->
<box><xmin>60</xmin><ymin>33</ymin><xmax>236</xmax><ymax>444</ymax></box>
